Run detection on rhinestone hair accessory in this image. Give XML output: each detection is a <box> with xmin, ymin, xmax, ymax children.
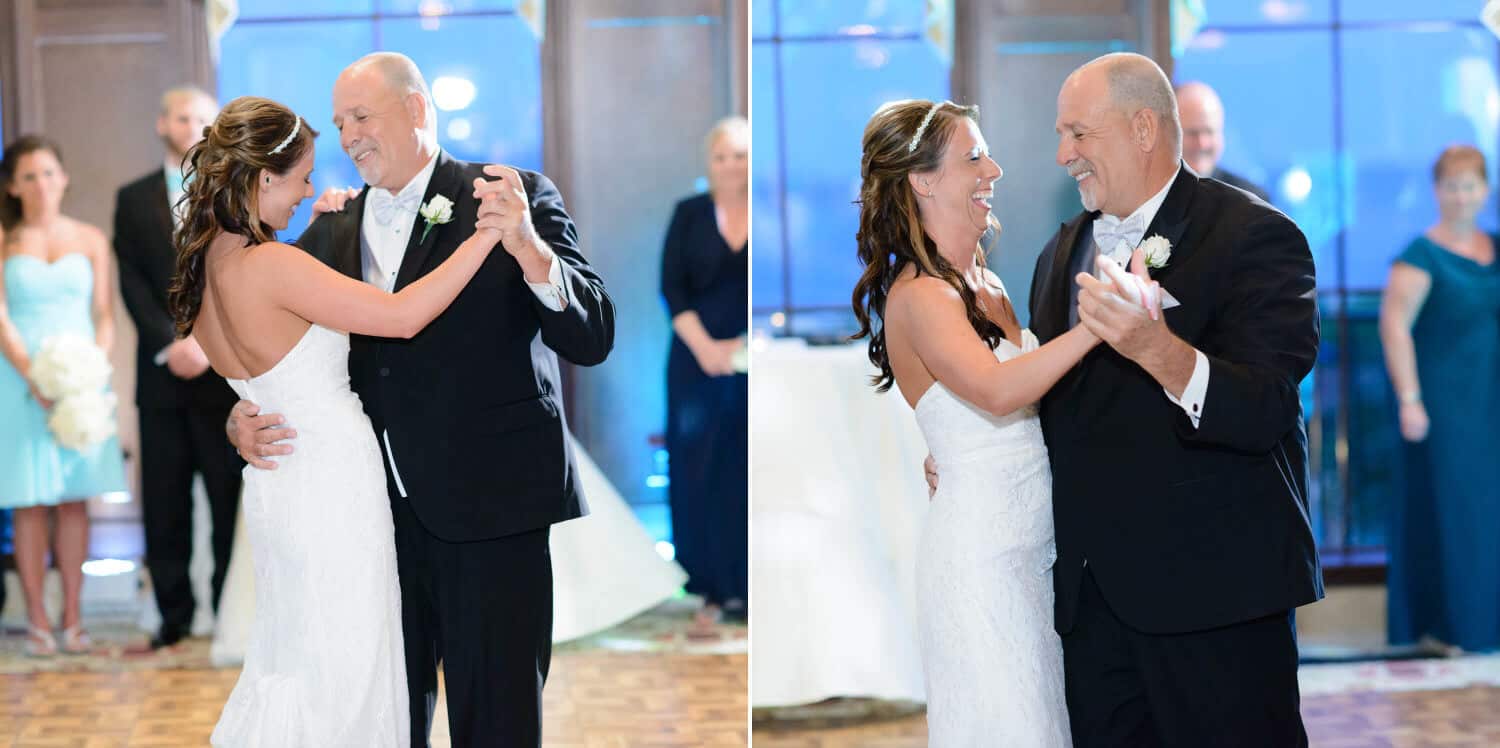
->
<box><xmin>267</xmin><ymin>116</ymin><xmax>301</xmax><ymax>156</ymax></box>
<box><xmin>906</xmin><ymin>102</ymin><xmax>943</xmax><ymax>154</ymax></box>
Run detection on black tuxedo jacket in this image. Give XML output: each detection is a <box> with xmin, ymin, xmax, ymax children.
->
<box><xmin>297</xmin><ymin>152</ymin><xmax>615</xmax><ymax>542</ymax></box>
<box><xmin>1210</xmin><ymin>166</ymin><xmax>1271</xmax><ymax>204</ymax></box>
<box><xmin>113</xmin><ymin>170</ymin><xmax>239</xmax><ymax>411</ymax></box>
<box><xmin>1028</xmin><ymin>165</ymin><xmax>1323</xmax><ymax>635</ymax></box>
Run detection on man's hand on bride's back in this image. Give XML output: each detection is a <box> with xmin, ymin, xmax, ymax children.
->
<box><xmin>308</xmin><ymin>186</ymin><xmax>361</xmax><ymax>226</ymax></box>
<box><xmin>925</xmin><ymin>455</ymin><xmax>939</xmax><ymax>499</ymax></box>
<box><xmin>226</xmin><ymin>399</ymin><xmax>296</xmax><ymax>470</ymax></box>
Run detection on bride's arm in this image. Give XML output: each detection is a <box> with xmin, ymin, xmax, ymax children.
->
<box><xmin>257</xmin><ymin>224</ymin><xmax>501</xmax><ymax>339</ymax></box>
<box><xmin>888</xmin><ymin>276</ymin><xmax>1098</xmax><ymax>417</ymax></box>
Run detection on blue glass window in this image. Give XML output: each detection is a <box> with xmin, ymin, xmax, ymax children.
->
<box><xmin>379</xmin><ymin>15</ymin><xmax>543</xmax><ymax>170</ymax></box>
<box><xmin>236</xmin><ymin>0</ymin><xmax>375</xmax><ymax>19</ymax></box>
<box><xmin>1340</xmin><ymin>26</ymin><xmax>1498</xmax><ymax>289</ymax></box>
<box><xmin>218</xmin><ymin>6</ymin><xmax>540</xmax><ymax>239</ymax></box>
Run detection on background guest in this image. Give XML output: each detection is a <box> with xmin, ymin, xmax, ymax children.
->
<box><xmin>0</xmin><ymin>135</ymin><xmax>126</xmax><ymax>656</ymax></box>
<box><xmin>1175</xmin><ymin>81</ymin><xmax>1271</xmax><ymax>202</ymax></box>
<box><xmin>661</xmin><ymin>116</ymin><xmax>749</xmax><ymax>626</ymax></box>
<box><xmin>113</xmin><ymin>86</ymin><xmax>242</xmax><ymax>650</ymax></box>
<box><xmin>1380</xmin><ymin>144</ymin><xmax>1500</xmax><ymax>652</ymax></box>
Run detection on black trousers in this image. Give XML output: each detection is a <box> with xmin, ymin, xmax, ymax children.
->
<box><xmin>1062</xmin><ymin>568</ymin><xmax>1307</xmax><ymax>748</ymax></box>
<box><xmin>392</xmin><ymin>492</ymin><xmax>553</xmax><ymax>748</ymax></box>
<box><xmin>139</xmin><ymin>406</ymin><xmax>242</xmax><ymax>639</ymax></box>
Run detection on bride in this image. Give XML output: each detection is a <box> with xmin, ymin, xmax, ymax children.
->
<box><xmin>168</xmin><ymin>96</ymin><xmax>504</xmax><ymax>746</ymax></box>
<box><xmin>850</xmin><ymin>100</ymin><xmax>1153</xmax><ymax>746</ymax></box>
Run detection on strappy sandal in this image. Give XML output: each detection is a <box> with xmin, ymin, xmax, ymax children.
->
<box><xmin>60</xmin><ymin>624</ymin><xmax>93</xmax><ymax>655</ymax></box>
<box><xmin>25</xmin><ymin>625</ymin><xmax>58</xmax><ymax>657</ymax></box>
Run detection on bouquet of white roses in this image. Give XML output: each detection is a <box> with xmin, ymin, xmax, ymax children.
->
<box><xmin>30</xmin><ymin>334</ymin><xmax>112</xmax><ymax>400</ymax></box>
<box><xmin>48</xmin><ymin>390</ymin><xmax>119</xmax><ymax>452</ymax></box>
<box><xmin>29</xmin><ymin>333</ymin><xmax>117</xmax><ymax>452</ymax></box>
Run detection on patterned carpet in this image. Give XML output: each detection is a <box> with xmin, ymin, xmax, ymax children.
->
<box><xmin>0</xmin><ymin>596</ymin><xmax>746</xmax><ymax>674</ymax></box>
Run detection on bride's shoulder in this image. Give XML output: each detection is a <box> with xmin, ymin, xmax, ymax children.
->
<box><xmin>887</xmin><ymin>269</ymin><xmax>963</xmax><ymax>315</ymax></box>
<box><xmin>242</xmin><ymin>240</ymin><xmax>312</xmax><ymax>269</ymax></box>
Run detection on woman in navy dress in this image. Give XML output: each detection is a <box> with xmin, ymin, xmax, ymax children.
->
<box><xmin>1381</xmin><ymin>144</ymin><xmax>1500</xmax><ymax>651</ymax></box>
<box><xmin>661</xmin><ymin>117</ymin><xmax>749</xmax><ymax>625</ymax></box>
<box><xmin>1</xmin><ymin>136</ymin><xmax>126</xmax><ymax>656</ymax></box>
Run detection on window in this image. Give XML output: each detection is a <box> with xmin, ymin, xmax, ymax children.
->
<box><xmin>1176</xmin><ymin>2</ymin><xmax>1497</xmax><ymax>563</ymax></box>
<box><xmin>752</xmin><ymin>0</ymin><xmax>949</xmax><ymax>337</ymax></box>
<box><xmin>218</xmin><ymin>3</ymin><xmax>541</xmax><ymax>238</ymax></box>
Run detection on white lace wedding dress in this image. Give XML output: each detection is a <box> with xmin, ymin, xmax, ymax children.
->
<box><xmin>913</xmin><ymin>329</ymin><xmax>1071</xmax><ymax>747</ymax></box>
<box><xmin>212</xmin><ymin>323</ymin><xmax>407</xmax><ymax>747</ymax></box>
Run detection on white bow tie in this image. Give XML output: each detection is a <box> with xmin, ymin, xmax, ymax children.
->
<box><xmin>1093</xmin><ymin>212</ymin><xmax>1146</xmax><ymax>266</ymax></box>
<box><xmin>368</xmin><ymin>188</ymin><xmax>423</xmax><ymax>228</ymax></box>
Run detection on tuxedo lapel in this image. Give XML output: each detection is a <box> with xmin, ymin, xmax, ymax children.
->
<box><xmin>394</xmin><ymin>152</ymin><xmax>463</xmax><ymax>291</ymax></box>
<box><xmin>1035</xmin><ymin>213</ymin><xmax>1093</xmax><ymax>341</ymax></box>
<box><xmin>147</xmin><ymin>172</ymin><xmax>175</xmax><ymax>253</ymax></box>
<box><xmin>1142</xmin><ymin>165</ymin><xmax>1198</xmax><ymax>283</ymax></box>
<box><xmin>335</xmin><ymin>189</ymin><xmax>369</xmax><ymax>280</ymax></box>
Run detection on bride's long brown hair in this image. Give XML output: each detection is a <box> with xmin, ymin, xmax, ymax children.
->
<box><xmin>167</xmin><ymin>96</ymin><xmax>318</xmax><ymax>336</ymax></box>
<box><xmin>850</xmin><ymin>100</ymin><xmax>1004</xmax><ymax>392</ymax></box>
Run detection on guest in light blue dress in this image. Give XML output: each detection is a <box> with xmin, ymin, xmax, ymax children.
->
<box><xmin>1</xmin><ymin>135</ymin><xmax>126</xmax><ymax>656</ymax></box>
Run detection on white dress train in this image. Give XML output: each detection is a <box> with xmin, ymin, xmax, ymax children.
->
<box><xmin>211</xmin><ymin>429</ymin><xmax>686</xmax><ymax>665</ymax></box>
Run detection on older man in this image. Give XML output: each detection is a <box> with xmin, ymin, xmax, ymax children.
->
<box><xmin>1030</xmin><ymin>53</ymin><xmax>1322</xmax><ymax>745</ymax></box>
<box><xmin>1175</xmin><ymin>80</ymin><xmax>1271</xmax><ymax>202</ymax></box>
<box><xmin>228</xmin><ymin>53</ymin><xmax>615</xmax><ymax>747</ymax></box>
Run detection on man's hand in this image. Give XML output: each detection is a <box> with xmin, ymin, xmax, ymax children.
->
<box><xmin>473</xmin><ymin>165</ymin><xmax>554</xmax><ymax>283</ymax></box>
<box><xmin>1077</xmin><ymin>250</ymin><xmax>1169</xmax><ymax>362</ymax></box>
<box><xmin>1077</xmin><ymin>250</ymin><xmax>1195</xmax><ymax>398</ymax></box>
<box><xmin>165</xmin><ymin>336</ymin><xmax>211</xmax><ymax>380</ymax></box>
<box><xmin>227</xmin><ymin>399</ymin><xmax>296</xmax><ymax>470</ymax></box>
<box><xmin>309</xmin><ymin>186</ymin><xmax>361</xmax><ymax>226</ymax></box>
<box><xmin>925</xmin><ymin>455</ymin><xmax>938</xmax><ymax>499</ymax></box>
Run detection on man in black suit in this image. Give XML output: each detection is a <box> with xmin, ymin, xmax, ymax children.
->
<box><xmin>113</xmin><ymin>86</ymin><xmax>243</xmax><ymax>649</ymax></box>
<box><xmin>1175</xmin><ymin>80</ymin><xmax>1272</xmax><ymax>203</ymax></box>
<box><xmin>227</xmin><ymin>53</ymin><xmax>613</xmax><ymax>747</ymax></box>
<box><xmin>1030</xmin><ymin>54</ymin><xmax>1322</xmax><ymax>745</ymax></box>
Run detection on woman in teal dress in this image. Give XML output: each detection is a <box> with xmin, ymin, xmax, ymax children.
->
<box><xmin>1</xmin><ymin>135</ymin><xmax>126</xmax><ymax>656</ymax></box>
<box><xmin>1381</xmin><ymin>144</ymin><xmax>1500</xmax><ymax>651</ymax></box>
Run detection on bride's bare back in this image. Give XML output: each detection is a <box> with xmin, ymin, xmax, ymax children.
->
<box><xmin>191</xmin><ymin>227</ymin><xmax>499</xmax><ymax>381</ymax></box>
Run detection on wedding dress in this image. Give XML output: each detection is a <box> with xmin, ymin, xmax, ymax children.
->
<box><xmin>212</xmin><ymin>323</ymin><xmax>407</xmax><ymax>747</ymax></box>
<box><xmin>211</xmin><ymin>410</ymin><xmax>687</xmax><ymax>666</ymax></box>
<box><xmin>913</xmin><ymin>329</ymin><xmax>1071</xmax><ymax>747</ymax></box>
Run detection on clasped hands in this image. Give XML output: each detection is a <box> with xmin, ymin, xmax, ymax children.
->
<box><xmin>1075</xmin><ymin>248</ymin><xmax>1169</xmax><ymax>362</ymax></box>
<box><xmin>308</xmin><ymin>165</ymin><xmax>553</xmax><ymax>282</ymax></box>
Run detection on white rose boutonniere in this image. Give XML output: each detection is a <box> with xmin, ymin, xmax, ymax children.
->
<box><xmin>1139</xmin><ymin>234</ymin><xmax>1172</xmax><ymax>270</ymax></box>
<box><xmin>418</xmin><ymin>195</ymin><xmax>454</xmax><ymax>243</ymax></box>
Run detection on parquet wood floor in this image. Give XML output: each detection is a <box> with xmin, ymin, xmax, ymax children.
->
<box><xmin>0</xmin><ymin>651</ymin><xmax>748</xmax><ymax>747</ymax></box>
<box><xmin>752</xmin><ymin>686</ymin><xmax>1500</xmax><ymax>747</ymax></box>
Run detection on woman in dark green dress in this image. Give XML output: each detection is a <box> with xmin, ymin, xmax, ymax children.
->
<box><xmin>1381</xmin><ymin>144</ymin><xmax>1500</xmax><ymax>651</ymax></box>
<box><xmin>661</xmin><ymin>117</ymin><xmax>749</xmax><ymax>625</ymax></box>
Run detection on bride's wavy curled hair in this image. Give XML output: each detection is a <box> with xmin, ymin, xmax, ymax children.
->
<box><xmin>168</xmin><ymin>96</ymin><xmax>318</xmax><ymax>336</ymax></box>
<box><xmin>850</xmin><ymin>99</ymin><xmax>1004</xmax><ymax>392</ymax></box>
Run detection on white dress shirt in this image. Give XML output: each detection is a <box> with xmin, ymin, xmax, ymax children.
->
<box><xmin>359</xmin><ymin>153</ymin><xmax>568</xmax><ymax>496</ymax></box>
<box><xmin>1090</xmin><ymin>167</ymin><xmax>1210</xmax><ymax>429</ymax></box>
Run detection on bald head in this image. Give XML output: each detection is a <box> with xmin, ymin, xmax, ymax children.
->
<box><xmin>1055</xmin><ymin>53</ymin><xmax>1182</xmax><ymax>217</ymax></box>
<box><xmin>332</xmin><ymin>52</ymin><xmax>439</xmax><ymax>191</ymax></box>
<box><xmin>341</xmin><ymin>52</ymin><xmax>436</xmax><ymax>131</ymax></box>
<box><xmin>1175</xmin><ymin>81</ymin><xmax>1225</xmax><ymax>176</ymax></box>
<box><xmin>1081</xmin><ymin>53</ymin><xmax>1182</xmax><ymax>157</ymax></box>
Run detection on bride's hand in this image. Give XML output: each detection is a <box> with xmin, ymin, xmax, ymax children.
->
<box><xmin>472</xmin><ymin>205</ymin><xmax>506</xmax><ymax>249</ymax></box>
